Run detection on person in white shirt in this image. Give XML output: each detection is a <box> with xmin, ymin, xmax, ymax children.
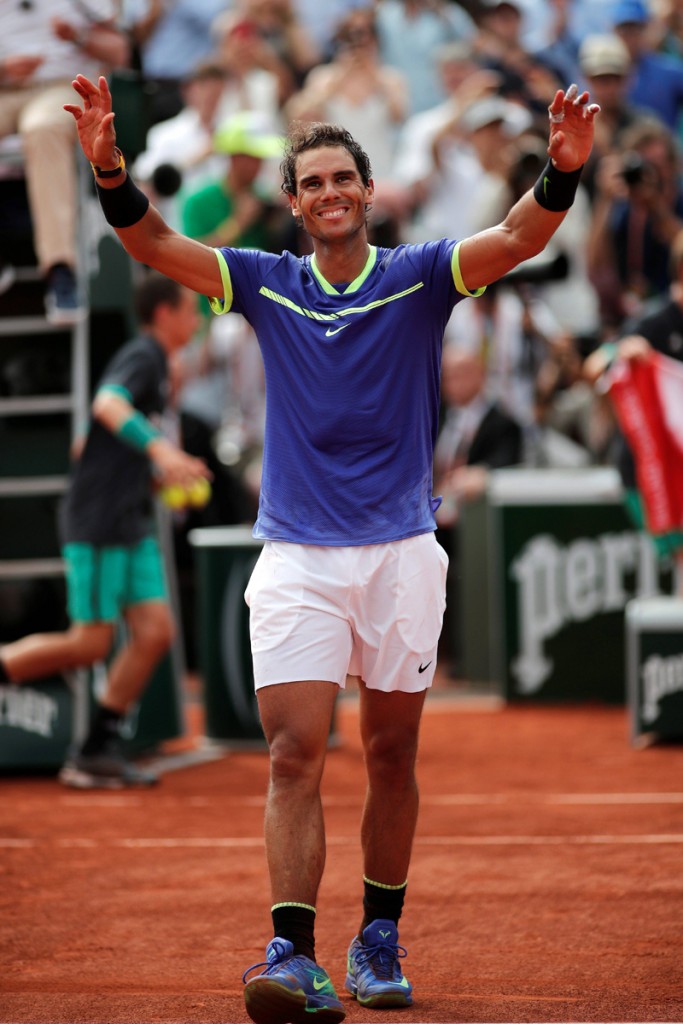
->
<box><xmin>0</xmin><ymin>0</ymin><xmax>129</xmax><ymax>321</ymax></box>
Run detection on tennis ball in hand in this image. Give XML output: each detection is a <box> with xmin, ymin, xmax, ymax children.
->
<box><xmin>187</xmin><ymin>478</ymin><xmax>212</xmax><ymax>508</ymax></box>
<box><xmin>160</xmin><ymin>484</ymin><xmax>188</xmax><ymax>509</ymax></box>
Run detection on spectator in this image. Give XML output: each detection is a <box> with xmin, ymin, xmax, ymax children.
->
<box><xmin>392</xmin><ymin>43</ymin><xmax>503</xmax><ymax>243</ymax></box>
<box><xmin>577</xmin><ymin>32</ymin><xmax>645</xmax><ymax>198</ymax></box>
<box><xmin>235</xmin><ymin>0</ymin><xmax>321</xmax><ymax>89</ymax></box>
<box><xmin>528</xmin><ymin>331</ymin><xmax>604</xmax><ymax>466</ymax></box>
<box><xmin>0</xmin><ymin>273</ymin><xmax>210</xmax><ymax>788</ymax></box>
<box><xmin>0</xmin><ymin>0</ymin><xmax>129</xmax><ymax>321</ymax></box>
<box><xmin>532</xmin><ymin>0</ymin><xmax>583</xmax><ymax>86</ymax></box>
<box><xmin>132</xmin><ymin>0</ymin><xmax>228</xmax><ymax>125</ymax></box>
<box><xmin>180</xmin><ymin>109</ymin><xmax>285</xmax><ymax>254</ymax></box>
<box><xmin>434</xmin><ymin>345</ymin><xmax>523</xmax><ymax>527</ymax></box>
<box><xmin>516</xmin><ymin>0</ymin><xmax>616</xmax><ymax>52</ymax></box>
<box><xmin>473</xmin><ymin>0</ymin><xmax>562</xmax><ymax>120</ymax></box>
<box><xmin>132</xmin><ymin>59</ymin><xmax>230</xmax><ymax>220</ymax></box>
<box><xmin>291</xmin><ymin>0</ymin><xmax>364</xmax><ymax>58</ymax></box>
<box><xmin>612</xmin><ymin>0</ymin><xmax>683</xmax><ymax>138</ymax></box>
<box><xmin>212</xmin><ymin>8</ymin><xmax>305</xmax><ymax>116</ymax></box>
<box><xmin>459</xmin><ymin>96</ymin><xmax>534</xmax><ymax>213</ymax></box>
<box><xmin>389</xmin><ymin>45</ymin><xmax>501</xmax><ymax>244</ymax></box>
<box><xmin>375</xmin><ymin>0</ymin><xmax>475</xmax><ymax>115</ymax></box>
<box><xmin>587</xmin><ymin>115</ymin><xmax>683</xmax><ymax>327</ymax></box>
<box><xmin>651</xmin><ymin>0</ymin><xmax>683</xmax><ymax>60</ymax></box>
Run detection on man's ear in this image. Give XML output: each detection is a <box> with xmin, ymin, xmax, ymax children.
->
<box><xmin>288</xmin><ymin>192</ymin><xmax>300</xmax><ymax>218</ymax></box>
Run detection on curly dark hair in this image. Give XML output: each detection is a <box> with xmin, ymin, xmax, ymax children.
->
<box><xmin>280</xmin><ymin>122</ymin><xmax>373</xmax><ymax>196</ymax></box>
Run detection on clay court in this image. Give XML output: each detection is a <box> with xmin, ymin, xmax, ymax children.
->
<box><xmin>2</xmin><ymin>689</ymin><xmax>683</xmax><ymax>1024</ymax></box>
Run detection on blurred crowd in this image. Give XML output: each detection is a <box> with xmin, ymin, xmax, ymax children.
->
<box><xmin>4</xmin><ymin>0</ymin><xmax>683</xmax><ymax>540</ymax></box>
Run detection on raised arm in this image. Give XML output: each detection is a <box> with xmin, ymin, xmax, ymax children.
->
<box><xmin>64</xmin><ymin>76</ymin><xmax>224</xmax><ymax>299</ymax></box>
<box><xmin>458</xmin><ymin>85</ymin><xmax>599</xmax><ymax>293</ymax></box>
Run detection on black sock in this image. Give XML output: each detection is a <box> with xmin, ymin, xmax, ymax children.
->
<box><xmin>271</xmin><ymin>904</ymin><xmax>316</xmax><ymax>962</ymax></box>
<box><xmin>80</xmin><ymin>704</ymin><xmax>123</xmax><ymax>756</ymax></box>
<box><xmin>0</xmin><ymin>659</ymin><xmax>9</xmax><ymax>683</ymax></box>
<box><xmin>360</xmin><ymin>877</ymin><xmax>407</xmax><ymax>938</ymax></box>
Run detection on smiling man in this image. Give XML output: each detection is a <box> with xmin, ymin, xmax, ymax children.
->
<box><xmin>64</xmin><ymin>75</ymin><xmax>598</xmax><ymax>1024</ymax></box>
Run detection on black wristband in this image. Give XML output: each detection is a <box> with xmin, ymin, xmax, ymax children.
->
<box><xmin>95</xmin><ymin>172</ymin><xmax>150</xmax><ymax>229</ymax></box>
<box><xmin>533</xmin><ymin>159</ymin><xmax>583</xmax><ymax>212</ymax></box>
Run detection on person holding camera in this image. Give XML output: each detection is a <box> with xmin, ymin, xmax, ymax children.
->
<box><xmin>587</xmin><ymin>116</ymin><xmax>683</xmax><ymax>330</ymax></box>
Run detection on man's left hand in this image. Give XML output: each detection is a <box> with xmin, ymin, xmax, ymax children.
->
<box><xmin>547</xmin><ymin>84</ymin><xmax>599</xmax><ymax>172</ymax></box>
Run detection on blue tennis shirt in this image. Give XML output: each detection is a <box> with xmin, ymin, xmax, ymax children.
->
<box><xmin>211</xmin><ymin>240</ymin><xmax>479</xmax><ymax>545</ymax></box>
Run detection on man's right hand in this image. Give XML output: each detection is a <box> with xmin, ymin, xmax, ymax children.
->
<box><xmin>147</xmin><ymin>437</ymin><xmax>212</xmax><ymax>491</ymax></box>
<box><xmin>63</xmin><ymin>74</ymin><xmax>120</xmax><ymax>171</ymax></box>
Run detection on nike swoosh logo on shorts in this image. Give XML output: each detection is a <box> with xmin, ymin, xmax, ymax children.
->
<box><xmin>418</xmin><ymin>661</ymin><xmax>432</xmax><ymax>674</ymax></box>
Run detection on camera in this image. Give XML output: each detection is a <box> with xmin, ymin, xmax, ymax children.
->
<box><xmin>620</xmin><ymin>152</ymin><xmax>654</xmax><ymax>187</ymax></box>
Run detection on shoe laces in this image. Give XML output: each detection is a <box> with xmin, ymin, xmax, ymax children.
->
<box><xmin>242</xmin><ymin>939</ymin><xmax>304</xmax><ymax>983</ymax></box>
<box><xmin>355</xmin><ymin>938</ymin><xmax>407</xmax><ymax>980</ymax></box>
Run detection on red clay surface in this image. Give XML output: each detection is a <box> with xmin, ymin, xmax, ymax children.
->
<box><xmin>2</xmin><ymin>694</ymin><xmax>683</xmax><ymax>1024</ymax></box>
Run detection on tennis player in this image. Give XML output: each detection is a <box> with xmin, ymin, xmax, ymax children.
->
<box><xmin>63</xmin><ymin>74</ymin><xmax>597</xmax><ymax>1021</ymax></box>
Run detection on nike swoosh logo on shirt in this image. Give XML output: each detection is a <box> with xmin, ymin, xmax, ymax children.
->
<box><xmin>324</xmin><ymin>324</ymin><xmax>349</xmax><ymax>336</ymax></box>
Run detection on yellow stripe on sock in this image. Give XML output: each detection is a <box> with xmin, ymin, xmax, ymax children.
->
<box><xmin>271</xmin><ymin>902</ymin><xmax>316</xmax><ymax>913</ymax></box>
<box><xmin>363</xmin><ymin>876</ymin><xmax>407</xmax><ymax>890</ymax></box>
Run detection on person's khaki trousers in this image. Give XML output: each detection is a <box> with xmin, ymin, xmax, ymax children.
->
<box><xmin>0</xmin><ymin>81</ymin><xmax>79</xmax><ymax>272</ymax></box>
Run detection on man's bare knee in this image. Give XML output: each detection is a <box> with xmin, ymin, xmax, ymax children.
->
<box><xmin>269</xmin><ymin>731</ymin><xmax>327</xmax><ymax>790</ymax></box>
<box><xmin>364</xmin><ymin>727</ymin><xmax>420</xmax><ymax>784</ymax></box>
<box><xmin>127</xmin><ymin>604</ymin><xmax>175</xmax><ymax>657</ymax></box>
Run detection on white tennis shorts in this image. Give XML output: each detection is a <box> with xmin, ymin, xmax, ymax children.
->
<box><xmin>245</xmin><ymin>533</ymin><xmax>448</xmax><ymax>692</ymax></box>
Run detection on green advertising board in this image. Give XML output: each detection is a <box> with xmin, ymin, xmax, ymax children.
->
<box><xmin>476</xmin><ymin>469</ymin><xmax>675</xmax><ymax>704</ymax></box>
<box><xmin>626</xmin><ymin>598</ymin><xmax>683</xmax><ymax>744</ymax></box>
<box><xmin>0</xmin><ymin>675</ymin><xmax>74</xmax><ymax>770</ymax></box>
<box><xmin>189</xmin><ymin>527</ymin><xmax>265</xmax><ymax>743</ymax></box>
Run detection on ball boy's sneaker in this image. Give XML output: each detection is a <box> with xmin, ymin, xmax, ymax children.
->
<box><xmin>345</xmin><ymin>919</ymin><xmax>413</xmax><ymax>1008</ymax></box>
<box><xmin>59</xmin><ymin>740</ymin><xmax>158</xmax><ymax>790</ymax></box>
<box><xmin>243</xmin><ymin>937</ymin><xmax>345</xmax><ymax>1024</ymax></box>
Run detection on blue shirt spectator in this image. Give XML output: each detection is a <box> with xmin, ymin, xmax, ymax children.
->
<box><xmin>139</xmin><ymin>0</ymin><xmax>227</xmax><ymax>81</ymax></box>
<box><xmin>612</xmin><ymin>0</ymin><xmax>683</xmax><ymax>134</ymax></box>
<box><xmin>375</xmin><ymin>0</ymin><xmax>475</xmax><ymax>115</ymax></box>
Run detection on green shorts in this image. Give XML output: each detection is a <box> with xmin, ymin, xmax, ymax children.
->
<box><xmin>62</xmin><ymin>536</ymin><xmax>168</xmax><ymax>624</ymax></box>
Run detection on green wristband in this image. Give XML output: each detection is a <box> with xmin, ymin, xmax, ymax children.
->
<box><xmin>117</xmin><ymin>411</ymin><xmax>161</xmax><ymax>452</ymax></box>
<box><xmin>600</xmin><ymin>342</ymin><xmax>619</xmax><ymax>368</ymax></box>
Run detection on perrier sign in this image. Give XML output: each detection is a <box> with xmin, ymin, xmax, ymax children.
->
<box><xmin>487</xmin><ymin>469</ymin><xmax>675</xmax><ymax>704</ymax></box>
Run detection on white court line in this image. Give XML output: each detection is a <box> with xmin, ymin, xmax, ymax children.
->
<box><xmin>427</xmin><ymin>792</ymin><xmax>683</xmax><ymax>806</ymax></box>
<box><xmin>50</xmin><ymin>791</ymin><xmax>683</xmax><ymax>808</ymax></box>
<box><xmin>2</xmin><ymin>834</ymin><xmax>683</xmax><ymax>849</ymax></box>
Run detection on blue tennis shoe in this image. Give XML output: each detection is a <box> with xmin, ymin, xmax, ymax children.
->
<box><xmin>243</xmin><ymin>937</ymin><xmax>345</xmax><ymax>1024</ymax></box>
<box><xmin>345</xmin><ymin>919</ymin><xmax>413</xmax><ymax>1008</ymax></box>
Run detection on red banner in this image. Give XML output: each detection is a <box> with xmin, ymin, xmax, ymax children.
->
<box><xmin>607</xmin><ymin>351</ymin><xmax>683</xmax><ymax>535</ymax></box>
